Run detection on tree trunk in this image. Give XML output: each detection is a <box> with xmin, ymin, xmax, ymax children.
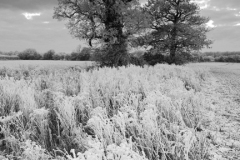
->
<box><xmin>170</xmin><ymin>44</ymin><xmax>176</xmax><ymax>64</ymax></box>
<box><xmin>102</xmin><ymin>0</ymin><xmax>129</xmax><ymax>67</ymax></box>
<box><xmin>169</xmin><ymin>26</ymin><xmax>177</xmax><ymax>64</ymax></box>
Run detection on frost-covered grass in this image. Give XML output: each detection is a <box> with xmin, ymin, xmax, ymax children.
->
<box><xmin>187</xmin><ymin>62</ymin><xmax>240</xmax><ymax>75</ymax></box>
<box><xmin>0</xmin><ymin>64</ymin><xmax>213</xmax><ymax>160</ymax></box>
<box><xmin>0</xmin><ymin>60</ymin><xmax>93</xmax><ymax>69</ymax></box>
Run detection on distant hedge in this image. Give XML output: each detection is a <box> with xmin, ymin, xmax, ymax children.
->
<box><xmin>191</xmin><ymin>52</ymin><xmax>240</xmax><ymax>63</ymax></box>
<box><xmin>0</xmin><ymin>55</ymin><xmax>19</xmax><ymax>60</ymax></box>
<box><xmin>17</xmin><ymin>48</ymin><xmax>92</xmax><ymax>61</ymax></box>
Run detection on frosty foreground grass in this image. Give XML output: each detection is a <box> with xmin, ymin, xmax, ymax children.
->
<box><xmin>0</xmin><ymin>65</ymin><xmax>213</xmax><ymax>160</ymax></box>
<box><xmin>0</xmin><ymin>60</ymin><xmax>93</xmax><ymax>69</ymax></box>
<box><xmin>188</xmin><ymin>62</ymin><xmax>240</xmax><ymax>159</ymax></box>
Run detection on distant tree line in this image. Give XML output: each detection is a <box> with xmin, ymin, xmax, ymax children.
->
<box><xmin>16</xmin><ymin>47</ymin><xmax>92</xmax><ymax>61</ymax></box>
<box><xmin>0</xmin><ymin>55</ymin><xmax>19</xmax><ymax>60</ymax></box>
<box><xmin>2</xmin><ymin>48</ymin><xmax>240</xmax><ymax>65</ymax></box>
<box><xmin>128</xmin><ymin>51</ymin><xmax>240</xmax><ymax>65</ymax></box>
<box><xmin>0</xmin><ymin>51</ymin><xmax>19</xmax><ymax>56</ymax></box>
<box><xmin>0</xmin><ymin>51</ymin><xmax>20</xmax><ymax>60</ymax></box>
<box><xmin>191</xmin><ymin>52</ymin><xmax>240</xmax><ymax>63</ymax></box>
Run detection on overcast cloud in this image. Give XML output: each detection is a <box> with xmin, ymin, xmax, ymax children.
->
<box><xmin>0</xmin><ymin>0</ymin><xmax>83</xmax><ymax>53</ymax></box>
<box><xmin>0</xmin><ymin>0</ymin><xmax>240</xmax><ymax>53</ymax></box>
<box><xmin>0</xmin><ymin>0</ymin><xmax>56</xmax><ymax>11</ymax></box>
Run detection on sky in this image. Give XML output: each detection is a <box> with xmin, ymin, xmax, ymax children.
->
<box><xmin>0</xmin><ymin>0</ymin><xmax>240</xmax><ymax>53</ymax></box>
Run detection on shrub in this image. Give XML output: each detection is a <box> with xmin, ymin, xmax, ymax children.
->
<box><xmin>130</xmin><ymin>55</ymin><xmax>146</xmax><ymax>66</ymax></box>
<box><xmin>143</xmin><ymin>52</ymin><xmax>165</xmax><ymax>66</ymax></box>
<box><xmin>52</xmin><ymin>54</ymin><xmax>61</xmax><ymax>60</ymax></box>
<box><xmin>18</xmin><ymin>49</ymin><xmax>42</xmax><ymax>60</ymax></box>
<box><xmin>79</xmin><ymin>47</ymin><xmax>91</xmax><ymax>61</ymax></box>
<box><xmin>174</xmin><ymin>52</ymin><xmax>194</xmax><ymax>65</ymax></box>
<box><xmin>43</xmin><ymin>50</ymin><xmax>55</xmax><ymax>60</ymax></box>
<box><xmin>65</xmin><ymin>54</ymin><xmax>71</xmax><ymax>60</ymax></box>
<box><xmin>70</xmin><ymin>52</ymin><xmax>79</xmax><ymax>61</ymax></box>
<box><xmin>53</xmin><ymin>53</ymin><xmax>65</xmax><ymax>60</ymax></box>
<box><xmin>92</xmin><ymin>44</ymin><xmax>129</xmax><ymax>67</ymax></box>
<box><xmin>69</xmin><ymin>47</ymin><xmax>91</xmax><ymax>61</ymax></box>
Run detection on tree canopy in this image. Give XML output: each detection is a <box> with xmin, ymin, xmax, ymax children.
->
<box><xmin>53</xmin><ymin>0</ymin><xmax>145</xmax><ymax>66</ymax></box>
<box><xmin>54</xmin><ymin>0</ymin><xmax>212</xmax><ymax>66</ymax></box>
<box><xmin>135</xmin><ymin>0</ymin><xmax>212</xmax><ymax>64</ymax></box>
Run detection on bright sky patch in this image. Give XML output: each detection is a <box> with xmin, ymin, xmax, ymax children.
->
<box><xmin>22</xmin><ymin>12</ymin><xmax>41</xmax><ymax>20</ymax></box>
<box><xmin>226</xmin><ymin>7</ymin><xmax>237</xmax><ymax>11</ymax></box>
<box><xmin>191</xmin><ymin>0</ymin><xmax>210</xmax><ymax>9</ymax></box>
<box><xmin>206</xmin><ymin>20</ymin><xmax>216</xmax><ymax>28</ymax></box>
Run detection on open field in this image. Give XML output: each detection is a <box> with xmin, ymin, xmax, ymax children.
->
<box><xmin>187</xmin><ymin>62</ymin><xmax>240</xmax><ymax>75</ymax></box>
<box><xmin>0</xmin><ymin>62</ymin><xmax>239</xmax><ymax>160</ymax></box>
<box><xmin>0</xmin><ymin>60</ymin><xmax>93</xmax><ymax>69</ymax></box>
<box><xmin>187</xmin><ymin>62</ymin><xmax>240</xmax><ymax>159</ymax></box>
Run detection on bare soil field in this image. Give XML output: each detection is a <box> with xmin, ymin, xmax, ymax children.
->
<box><xmin>187</xmin><ymin>63</ymin><xmax>240</xmax><ymax>160</ymax></box>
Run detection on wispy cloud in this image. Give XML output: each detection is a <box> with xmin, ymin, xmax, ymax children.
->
<box><xmin>192</xmin><ymin>0</ymin><xmax>210</xmax><ymax>9</ymax></box>
<box><xmin>235</xmin><ymin>12</ymin><xmax>240</xmax><ymax>17</ymax></box>
<box><xmin>43</xmin><ymin>21</ymin><xmax>50</xmax><ymax>24</ymax></box>
<box><xmin>226</xmin><ymin>7</ymin><xmax>237</xmax><ymax>11</ymax></box>
<box><xmin>22</xmin><ymin>12</ymin><xmax>41</xmax><ymax>20</ymax></box>
<box><xmin>0</xmin><ymin>0</ymin><xmax>57</xmax><ymax>11</ymax></box>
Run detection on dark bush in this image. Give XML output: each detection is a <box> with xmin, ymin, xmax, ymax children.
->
<box><xmin>70</xmin><ymin>52</ymin><xmax>79</xmax><ymax>61</ymax></box>
<box><xmin>52</xmin><ymin>54</ymin><xmax>61</xmax><ymax>60</ymax></box>
<box><xmin>143</xmin><ymin>50</ymin><xmax>194</xmax><ymax>65</ymax></box>
<box><xmin>143</xmin><ymin>52</ymin><xmax>165</xmax><ymax>66</ymax></box>
<box><xmin>91</xmin><ymin>43</ymin><xmax>129</xmax><ymax>67</ymax></box>
<box><xmin>174</xmin><ymin>52</ymin><xmax>194</xmax><ymax>65</ymax></box>
<box><xmin>79</xmin><ymin>47</ymin><xmax>91</xmax><ymax>60</ymax></box>
<box><xmin>64</xmin><ymin>54</ymin><xmax>71</xmax><ymax>60</ymax></box>
<box><xmin>129</xmin><ymin>55</ymin><xmax>146</xmax><ymax>66</ymax></box>
<box><xmin>235</xmin><ymin>55</ymin><xmax>240</xmax><ymax>62</ymax></box>
<box><xmin>215</xmin><ymin>56</ymin><xmax>225</xmax><ymax>62</ymax></box>
<box><xmin>53</xmin><ymin>53</ymin><xmax>65</xmax><ymax>60</ymax></box>
<box><xmin>18</xmin><ymin>49</ymin><xmax>42</xmax><ymax>60</ymax></box>
<box><xmin>69</xmin><ymin>47</ymin><xmax>91</xmax><ymax>61</ymax></box>
<box><xmin>226</xmin><ymin>56</ymin><xmax>237</xmax><ymax>62</ymax></box>
<box><xmin>43</xmin><ymin>50</ymin><xmax>55</xmax><ymax>60</ymax></box>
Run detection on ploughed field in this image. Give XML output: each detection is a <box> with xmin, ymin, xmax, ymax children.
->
<box><xmin>0</xmin><ymin>61</ymin><xmax>239</xmax><ymax>160</ymax></box>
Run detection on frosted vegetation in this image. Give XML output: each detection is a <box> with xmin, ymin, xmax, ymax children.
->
<box><xmin>0</xmin><ymin>65</ymin><xmax>214</xmax><ymax>159</ymax></box>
